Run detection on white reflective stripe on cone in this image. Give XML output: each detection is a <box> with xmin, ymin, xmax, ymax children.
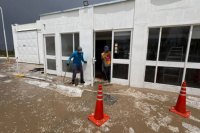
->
<box><xmin>97</xmin><ymin>99</ymin><xmax>103</xmax><ymax>100</ymax></box>
<box><xmin>98</xmin><ymin>90</ymin><xmax>102</xmax><ymax>92</ymax></box>
<box><xmin>181</xmin><ymin>87</ymin><xmax>186</xmax><ymax>89</ymax></box>
<box><xmin>181</xmin><ymin>90</ymin><xmax>186</xmax><ymax>92</ymax></box>
<box><xmin>179</xmin><ymin>94</ymin><xmax>186</xmax><ymax>96</ymax></box>
<box><xmin>97</xmin><ymin>95</ymin><xmax>103</xmax><ymax>96</ymax></box>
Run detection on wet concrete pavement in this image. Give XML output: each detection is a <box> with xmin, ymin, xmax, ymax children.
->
<box><xmin>0</xmin><ymin>59</ymin><xmax>200</xmax><ymax>133</ymax></box>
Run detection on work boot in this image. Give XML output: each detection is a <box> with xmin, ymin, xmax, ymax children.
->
<box><xmin>72</xmin><ymin>80</ymin><xmax>75</xmax><ymax>84</ymax></box>
<box><xmin>80</xmin><ymin>80</ymin><xmax>85</xmax><ymax>83</ymax></box>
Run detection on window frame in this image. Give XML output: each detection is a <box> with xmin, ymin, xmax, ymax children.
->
<box><xmin>145</xmin><ymin>25</ymin><xmax>200</xmax><ymax>89</ymax></box>
<box><xmin>60</xmin><ymin>32</ymin><xmax>80</xmax><ymax>74</ymax></box>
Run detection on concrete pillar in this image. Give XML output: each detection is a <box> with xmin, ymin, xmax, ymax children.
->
<box><xmin>55</xmin><ymin>32</ymin><xmax>62</xmax><ymax>76</ymax></box>
<box><xmin>79</xmin><ymin>7</ymin><xmax>94</xmax><ymax>81</ymax></box>
<box><xmin>130</xmin><ymin>0</ymin><xmax>150</xmax><ymax>88</ymax></box>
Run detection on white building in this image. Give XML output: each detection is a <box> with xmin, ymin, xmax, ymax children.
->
<box><xmin>12</xmin><ymin>0</ymin><xmax>200</xmax><ymax>95</ymax></box>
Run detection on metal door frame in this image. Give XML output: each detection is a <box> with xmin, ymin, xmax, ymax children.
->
<box><xmin>110</xmin><ymin>29</ymin><xmax>133</xmax><ymax>85</ymax></box>
<box><xmin>60</xmin><ymin>32</ymin><xmax>79</xmax><ymax>77</ymax></box>
<box><xmin>44</xmin><ymin>34</ymin><xmax>57</xmax><ymax>75</ymax></box>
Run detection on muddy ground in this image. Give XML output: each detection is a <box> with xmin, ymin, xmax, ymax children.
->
<box><xmin>0</xmin><ymin>59</ymin><xmax>200</xmax><ymax>133</ymax></box>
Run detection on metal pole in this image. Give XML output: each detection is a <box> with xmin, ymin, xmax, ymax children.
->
<box><xmin>0</xmin><ymin>7</ymin><xmax>9</xmax><ymax>63</ymax></box>
<box><xmin>63</xmin><ymin>71</ymin><xmax>66</xmax><ymax>82</ymax></box>
<box><xmin>182</xmin><ymin>25</ymin><xmax>193</xmax><ymax>83</ymax></box>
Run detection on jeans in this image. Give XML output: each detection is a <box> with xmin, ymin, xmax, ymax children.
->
<box><xmin>103</xmin><ymin>66</ymin><xmax>111</xmax><ymax>81</ymax></box>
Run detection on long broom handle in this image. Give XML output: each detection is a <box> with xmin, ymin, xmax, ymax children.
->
<box><xmin>63</xmin><ymin>71</ymin><xmax>66</xmax><ymax>82</ymax></box>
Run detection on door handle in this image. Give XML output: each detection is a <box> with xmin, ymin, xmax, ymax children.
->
<box><xmin>92</xmin><ymin>58</ymin><xmax>96</xmax><ymax>64</ymax></box>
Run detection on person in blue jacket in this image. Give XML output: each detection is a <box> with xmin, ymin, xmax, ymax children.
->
<box><xmin>67</xmin><ymin>47</ymin><xmax>87</xmax><ymax>84</ymax></box>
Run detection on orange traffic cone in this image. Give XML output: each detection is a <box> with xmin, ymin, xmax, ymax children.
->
<box><xmin>169</xmin><ymin>81</ymin><xmax>191</xmax><ymax>118</ymax></box>
<box><xmin>88</xmin><ymin>84</ymin><xmax>110</xmax><ymax>126</ymax></box>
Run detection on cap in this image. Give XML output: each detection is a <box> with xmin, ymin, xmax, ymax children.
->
<box><xmin>77</xmin><ymin>47</ymin><xmax>82</xmax><ymax>52</ymax></box>
<box><xmin>104</xmin><ymin>46</ymin><xmax>109</xmax><ymax>50</ymax></box>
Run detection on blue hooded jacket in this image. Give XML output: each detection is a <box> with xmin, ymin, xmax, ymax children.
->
<box><xmin>67</xmin><ymin>51</ymin><xmax>85</xmax><ymax>66</ymax></box>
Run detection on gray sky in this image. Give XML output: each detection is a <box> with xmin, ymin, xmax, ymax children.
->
<box><xmin>0</xmin><ymin>0</ymin><xmax>113</xmax><ymax>50</ymax></box>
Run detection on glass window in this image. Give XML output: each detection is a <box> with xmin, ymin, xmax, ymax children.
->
<box><xmin>188</xmin><ymin>26</ymin><xmax>200</xmax><ymax>63</ymax></box>
<box><xmin>113</xmin><ymin>64</ymin><xmax>129</xmax><ymax>79</ymax></box>
<box><xmin>113</xmin><ymin>31</ymin><xmax>131</xmax><ymax>59</ymax></box>
<box><xmin>46</xmin><ymin>37</ymin><xmax>55</xmax><ymax>55</ymax></box>
<box><xmin>156</xmin><ymin>67</ymin><xmax>183</xmax><ymax>86</ymax></box>
<box><xmin>185</xmin><ymin>68</ymin><xmax>200</xmax><ymax>88</ymax></box>
<box><xmin>159</xmin><ymin>26</ymin><xmax>190</xmax><ymax>62</ymax></box>
<box><xmin>145</xmin><ymin>66</ymin><xmax>156</xmax><ymax>83</ymax></box>
<box><xmin>147</xmin><ymin>28</ymin><xmax>160</xmax><ymax>60</ymax></box>
<box><xmin>47</xmin><ymin>59</ymin><xmax>56</xmax><ymax>70</ymax></box>
<box><xmin>74</xmin><ymin>33</ymin><xmax>79</xmax><ymax>51</ymax></box>
<box><xmin>62</xmin><ymin>60</ymin><xmax>73</xmax><ymax>72</ymax></box>
<box><xmin>61</xmin><ymin>34</ymin><xmax>73</xmax><ymax>56</ymax></box>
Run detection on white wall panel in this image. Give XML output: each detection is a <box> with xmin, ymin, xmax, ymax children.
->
<box><xmin>94</xmin><ymin>1</ymin><xmax>134</xmax><ymax>30</ymax></box>
<box><xmin>149</xmin><ymin>0</ymin><xmax>200</xmax><ymax>26</ymax></box>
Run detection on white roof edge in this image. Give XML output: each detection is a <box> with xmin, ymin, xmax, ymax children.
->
<box><xmin>17</xmin><ymin>28</ymin><xmax>37</xmax><ymax>32</ymax></box>
<box><xmin>91</xmin><ymin>0</ymin><xmax>128</xmax><ymax>7</ymax></box>
<box><xmin>40</xmin><ymin>11</ymin><xmax>63</xmax><ymax>17</ymax></box>
<box><xmin>62</xmin><ymin>7</ymin><xmax>84</xmax><ymax>13</ymax></box>
<box><xmin>40</xmin><ymin>0</ymin><xmax>131</xmax><ymax>17</ymax></box>
<box><xmin>11</xmin><ymin>22</ymin><xmax>37</xmax><ymax>26</ymax></box>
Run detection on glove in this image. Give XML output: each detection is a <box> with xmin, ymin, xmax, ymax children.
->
<box><xmin>67</xmin><ymin>63</ymin><xmax>69</xmax><ymax>66</ymax></box>
<box><xmin>84</xmin><ymin>61</ymin><xmax>87</xmax><ymax>64</ymax></box>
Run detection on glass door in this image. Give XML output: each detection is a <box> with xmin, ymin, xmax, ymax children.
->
<box><xmin>111</xmin><ymin>30</ymin><xmax>132</xmax><ymax>85</ymax></box>
<box><xmin>44</xmin><ymin>35</ymin><xmax>57</xmax><ymax>75</ymax></box>
<box><xmin>60</xmin><ymin>33</ymin><xmax>79</xmax><ymax>77</ymax></box>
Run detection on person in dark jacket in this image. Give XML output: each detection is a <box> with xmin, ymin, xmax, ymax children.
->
<box><xmin>67</xmin><ymin>47</ymin><xmax>87</xmax><ymax>84</ymax></box>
